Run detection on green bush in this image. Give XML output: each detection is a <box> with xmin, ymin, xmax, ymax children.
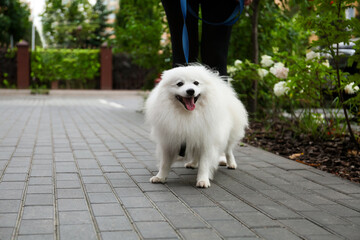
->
<box><xmin>31</xmin><ymin>48</ymin><xmax>100</xmax><ymax>89</ymax></box>
<box><xmin>0</xmin><ymin>48</ymin><xmax>17</xmax><ymax>88</ymax></box>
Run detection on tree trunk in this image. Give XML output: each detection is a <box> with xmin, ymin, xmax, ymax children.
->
<box><xmin>249</xmin><ymin>0</ymin><xmax>261</xmax><ymax>116</ymax></box>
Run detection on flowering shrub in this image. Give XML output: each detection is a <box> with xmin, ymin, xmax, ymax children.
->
<box><xmin>228</xmin><ymin>58</ymin><xmax>278</xmax><ymax>116</ymax></box>
<box><xmin>229</xmin><ymin>48</ymin><xmax>359</xmax><ymax>140</ymax></box>
<box><xmin>229</xmin><ymin>0</ymin><xmax>359</xmax><ymax>145</ymax></box>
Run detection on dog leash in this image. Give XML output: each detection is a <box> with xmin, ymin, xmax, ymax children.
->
<box><xmin>180</xmin><ymin>0</ymin><xmax>245</xmax><ymax>64</ymax></box>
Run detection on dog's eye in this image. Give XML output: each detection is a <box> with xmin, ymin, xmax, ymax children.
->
<box><xmin>193</xmin><ymin>81</ymin><xmax>199</xmax><ymax>86</ymax></box>
<box><xmin>176</xmin><ymin>82</ymin><xmax>184</xmax><ymax>87</ymax></box>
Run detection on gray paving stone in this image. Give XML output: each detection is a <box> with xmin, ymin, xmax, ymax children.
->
<box><xmin>96</xmin><ymin>216</ymin><xmax>133</xmax><ymax>231</ymax></box>
<box><xmin>88</xmin><ymin>192</ymin><xmax>118</xmax><ymax>203</ymax></box>
<box><xmin>300</xmin><ymin>211</ymin><xmax>349</xmax><ymax>225</ymax></box>
<box><xmin>27</xmin><ymin>185</ymin><xmax>53</xmax><ymax>194</ymax></box>
<box><xmin>105</xmin><ymin>172</ymin><xmax>130</xmax><ymax>180</ymax></box>
<box><xmin>0</xmin><ymin>189</ymin><xmax>23</xmax><ymax>200</ymax></box>
<box><xmin>80</xmin><ymin>169</ymin><xmax>103</xmax><ymax>176</ymax></box>
<box><xmin>102</xmin><ymin>166</ymin><xmax>125</xmax><ymax>173</ymax></box>
<box><xmin>179</xmin><ymin>228</ymin><xmax>222</xmax><ymax>240</ymax></box>
<box><xmin>28</xmin><ymin>177</ymin><xmax>53</xmax><ymax>185</ymax></box>
<box><xmin>295</xmin><ymin>193</ymin><xmax>336</xmax><ymax>205</ymax></box>
<box><xmin>60</xmin><ymin>224</ymin><xmax>97</xmax><ymax>240</ymax></box>
<box><xmin>110</xmin><ymin>178</ymin><xmax>137</xmax><ymax>188</ymax></box>
<box><xmin>56</xmin><ymin>180</ymin><xmax>81</xmax><ymax>189</ymax></box>
<box><xmin>92</xmin><ymin>203</ymin><xmax>125</xmax><ymax>216</ymax></box>
<box><xmin>0</xmin><ymin>182</ymin><xmax>25</xmax><ymax>190</ymax></box>
<box><xmin>82</xmin><ymin>176</ymin><xmax>107</xmax><ymax>184</ymax></box>
<box><xmin>126</xmin><ymin>168</ymin><xmax>151</xmax><ymax>176</ymax></box>
<box><xmin>277</xmin><ymin>197</ymin><xmax>319</xmax><ymax>212</ymax></box>
<box><xmin>17</xmin><ymin>234</ymin><xmax>55</xmax><ymax>240</ymax></box>
<box><xmin>208</xmin><ymin>220</ymin><xmax>256</xmax><ymax>238</ymax></box>
<box><xmin>1</xmin><ymin>93</ymin><xmax>360</xmax><ymax>240</ymax></box>
<box><xmin>58</xmin><ymin>199</ymin><xmax>88</xmax><ymax>211</ymax></box>
<box><xmin>120</xmin><ymin>196</ymin><xmax>153</xmax><ymax>208</ymax></box>
<box><xmin>200</xmin><ymin>184</ymin><xmax>239</xmax><ymax>201</ymax></box>
<box><xmin>57</xmin><ymin>189</ymin><xmax>84</xmax><ymax>199</ymax></box>
<box><xmin>30</xmin><ymin>169</ymin><xmax>53</xmax><ymax>177</ymax></box>
<box><xmin>73</xmin><ymin>150</ymin><xmax>94</xmax><ymax>159</ymax></box>
<box><xmin>339</xmin><ymin>198</ymin><xmax>360</xmax><ymax>212</ymax></box>
<box><xmin>318</xmin><ymin>204</ymin><xmax>360</xmax><ymax>217</ymax></box>
<box><xmin>2</xmin><ymin>173</ymin><xmax>27</xmax><ymax>181</ymax></box>
<box><xmin>127</xmin><ymin>208</ymin><xmax>165</xmax><ymax>222</ymax></box>
<box><xmin>101</xmin><ymin>231</ymin><xmax>139</xmax><ymax>240</ymax></box>
<box><xmin>59</xmin><ymin>211</ymin><xmax>93</xmax><ymax>225</ymax></box>
<box><xmin>193</xmin><ymin>207</ymin><xmax>234</xmax><ymax>221</ymax></box>
<box><xmin>138</xmin><ymin>182</ymin><xmax>169</xmax><ymax>192</ymax></box>
<box><xmin>146</xmin><ymin>191</ymin><xmax>179</xmax><ymax>202</ymax></box>
<box><xmin>5</xmin><ymin>168</ymin><xmax>29</xmax><ymax>174</ymax></box>
<box><xmin>85</xmin><ymin>183</ymin><xmax>112</xmax><ymax>193</ymax></box>
<box><xmin>0</xmin><ymin>213</ymin><xmax>17</xmax><ymax>227</ymax></box>
<box><xmin>329</xmin><ymin>224</ymin><xmax>360</xmax><ymax>239</ymax></box>
<box><xmin>218</xmin><ymin>200</ymin><xmax>257</xmax><ymax>213</ymax></box>
<box><xmin>234</xmin><ymin>211</ymin><xmax>281</xmax><ymax>228</ymax></box>
<box><xmin>19</xmin><ymin>219</ymin><xmax>54</xmax><ymax>234</ymax></box>
<box><xmin>257</xmin><ymin>204</ymin><xmax>301</xmax><ymax>219</ymax></box>
<box><xmin>179</xmin><ymin>194</ymin><xmax>216</xmax><ymax>207</ymax></box>
<box><xmin>56</xmin><ymin>173</ymin><xmax>78</xmax><ymax>181</ymax></box>
<box><xmin>22</xmin><ymin>206</ymin><xmax>53</xmax><ymax>219</ymax></box>
<box><xmin>305</xmin><ymin>235</ymin><xmax>344</xmax><ymax>240</ymax></box>
<box><xmin>135</xmin><ymin>222</ymin><xmax>178</xmax><ymax>239</ymax></box>
<box><xmin>279</xmin><ymin>219</ymin><xmax>331</xmax><ymax>236</ymax></box>
<box><xmin>314</xmin><ymin>188</ymin><xmax>354</xmax><ymax>200</ymax></box>
<box><xmin>0</xmin><ymin>227</ymin><xmax>14</xmax><ymax>240</ymax></box>
<box><xmin>254</xmin><ymin>227</ymin><xmax>302</xmax><ymax>240</ymax></box>
<box><xmin>77</xmin><ymin>159</ymin><xmax>99</xmax><ymax>169</ymax></box>
<box><xmin>0</xmin><ymin>200</ymin><xmax>21</xmax><ymax>213</ymax></box>
<box><xmin>115</xmin><ymin>187</ymin><xmax>143</xmax><ymax>197</ymax></box>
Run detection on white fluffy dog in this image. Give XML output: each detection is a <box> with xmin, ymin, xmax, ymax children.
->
<box><xmin>145</xmin><ymin>65</ymin><xmax>248</xmax><ymax>188</ymax></box>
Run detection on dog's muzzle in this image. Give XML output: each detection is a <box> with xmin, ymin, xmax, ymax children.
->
<box><xmin>176</xmin><ymin>95</ymin><xmax>200</xmax><ymax>111</ymax></box>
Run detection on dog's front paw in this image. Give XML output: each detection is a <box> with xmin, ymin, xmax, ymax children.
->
<box><xmin>196</xmin><ymin>180</ymin><xmax>211</xmax><ymax>188</ymax></box>
<box><xmin>150</xmin><ymin>176</ymin><xmax>166</xmax><ymax>183</ymax></box>
<box><xmin>185</xmin><ymin>162</ymin><xmax>198</xmax><ymax>169</ymax></box>
<box><xmin>219</xmin><ymin>160</ymin><xmax>227</xmax><ymax>166</ymax></box>
<box><xmin>227</xmin><ymin>162</ymin><xmax>237</xmax><ymax>169</ymax></box>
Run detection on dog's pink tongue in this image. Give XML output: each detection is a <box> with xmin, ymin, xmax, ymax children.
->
<box><xmin>184</xmin><ymin>97</ymin><xmax>195</xmax><ymax>111</ymax></box>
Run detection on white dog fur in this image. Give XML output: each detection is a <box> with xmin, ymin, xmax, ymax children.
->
<box><xmin>145</xmin><ymin>65</ymin><xmax>248</xmax><ymax>188</ymax></box>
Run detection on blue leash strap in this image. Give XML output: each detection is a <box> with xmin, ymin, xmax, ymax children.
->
<box><xmin>180</xmin><ymin>0</ymin><xmax>245</xmax><ymax>64</ymax></box>
<box><xmin>181</xmin><ymin>0</ymin><xmax>190</xmax><ymax>64</ymax></box>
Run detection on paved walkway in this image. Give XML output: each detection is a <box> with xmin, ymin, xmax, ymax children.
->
<box><xmin>0</xmin><ymin>90</ymin><xmax>359</xmax><ymax>240</ymax></box>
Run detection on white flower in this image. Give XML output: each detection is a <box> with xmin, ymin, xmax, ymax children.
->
<box><xmin>274</xmin><ymin>62</ymin><xmax>285</xmax><ymax>68</ymax></box>
<box><xmin>227</xmin><ymin>66</ymin><xmax>237</xmax><ymax>77</ymax></box>
<box><xmin>344</xmin><ymin>82</ymin><xmax>359</xmax><ymax>95</ymax></box>
<box><xmin>260</xmin><ymin>55</ymin><xmax>274</xmax><ymax>67</ymax></box>
<box><xmin>306</xmin><ymin>51</ymin><xmax>320</xmax><ymax>61</ymax></box>
<box><xmin>257</xmin><ymin>68</ymin><xmax>269</xmax><ymax>79</ymax></box>
<box><xmin>322</xmin><ymin>60</ymin><xmax>330</xmax><ymax>68</ymax></box>
<box><xmin>270</xmin><ymin>62</ymin><xmax>289</xmax><ymax>79</ymax></box>
<box><xmin>234</xmin><ymin>59</ymin><xmax>242</xmax><ymax>69</ymax></box>
<box><xmin>274</xmin><ymin>81</ymin><xmax>290</xmax><ymax>97</ymax></box>
<box><xmin>306</xmin><ymin>65</ymin><xmax>312</xmax><ymax>73</ymax></box>
<box><xmin>314</xmin><ymin>114</ymin><xmax>325</xmax><ymax>125</ymax></box>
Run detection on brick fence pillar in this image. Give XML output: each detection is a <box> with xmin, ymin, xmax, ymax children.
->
<box><xmin>100</xmin><ymin>43</ymin><xmax>113</xmax><ymax>90</ymax></box>
<box><xmin>16</xmin><ymin>41</ymin><xmax>30</xmax><ymax>89</ymax></box>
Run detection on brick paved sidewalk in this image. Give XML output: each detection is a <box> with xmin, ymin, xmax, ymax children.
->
<box><xmin>0</xmin><ymin>90</ymin><xmax>359</xmax><ymax>240</ymax></box>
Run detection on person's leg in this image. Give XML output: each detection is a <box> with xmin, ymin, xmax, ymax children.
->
<box><xmin>161</xmin><ymin>0</ymin><xmax>200</xmax><ymax>66</ymax></box>
<box><xmin>200</xmin><ymin>0</ymin><xmax>237</xmax><ymax>76</ymax></box>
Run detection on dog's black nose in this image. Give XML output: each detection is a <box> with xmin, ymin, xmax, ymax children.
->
<box><xmin>186</xmin><ymin>89</ymin><xmax>195</xmax><ymax>96</ymax></box>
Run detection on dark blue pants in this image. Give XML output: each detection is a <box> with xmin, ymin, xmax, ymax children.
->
<box><xmin>161</xmin><ymin>0</ymin><xmax>238</xmax><ymax>76</ymax></box>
